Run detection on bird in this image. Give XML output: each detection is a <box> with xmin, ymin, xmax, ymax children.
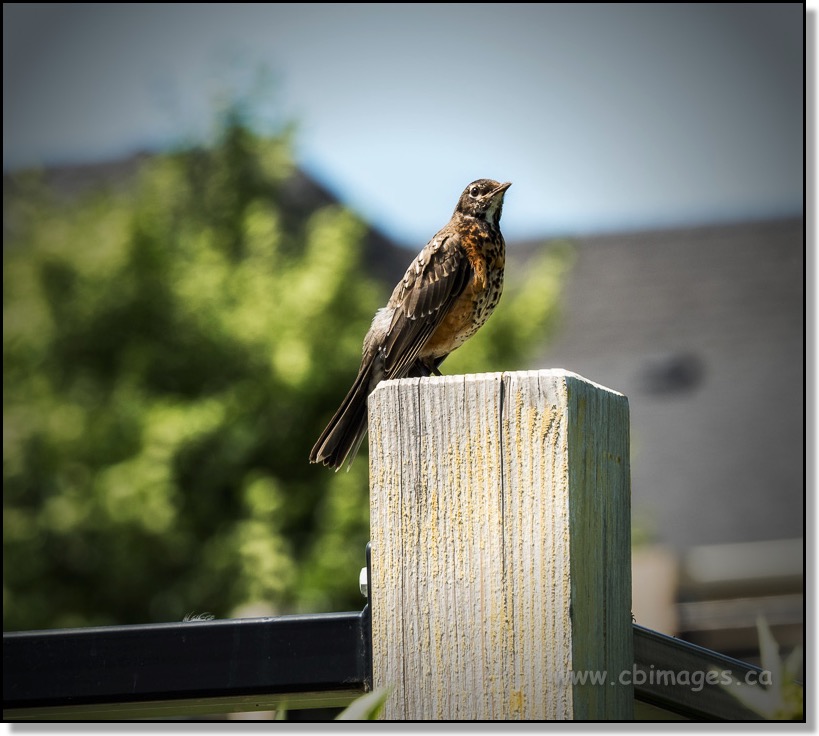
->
<box><xmin>310</xmin><ymin>178</ymin><xmax>511</xmax><ymax>471</ymax></box>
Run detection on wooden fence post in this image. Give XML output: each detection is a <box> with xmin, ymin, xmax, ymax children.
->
<box><xmin>368</xmin><ymin>369</ymin><xmax>633</xmax><ymax>720</ymax></box>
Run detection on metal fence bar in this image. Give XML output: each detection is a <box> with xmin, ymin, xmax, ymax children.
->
<box><xmin>6</xmin><ymin>541</ymin><xmax>794</xmax><ymax>725</ymax></box>
<box><xmin>633</xmin><ymin>624</ymin><xmax>765</xmax><ymax>720</ymax></box>
<box><xmin>4</xmin><ymin>609</ymin><xmax>370</xmax><ymax>720</ymax></box>
<box><xmin>5</xmin><ymin>613</ymin><xmax>788</xmax><ymax>721</ymax></box>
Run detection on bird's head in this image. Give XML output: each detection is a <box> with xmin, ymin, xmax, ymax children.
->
<box><xmin>455</xmin><ymin>179</ymin><xmax>512</xmax><ymax>226</ymax></box>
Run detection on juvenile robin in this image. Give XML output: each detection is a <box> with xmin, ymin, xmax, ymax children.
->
<box><xmin>310</xmin><ymin>178</ymin><xmax>511</xmax><ymax>470</ymax></box>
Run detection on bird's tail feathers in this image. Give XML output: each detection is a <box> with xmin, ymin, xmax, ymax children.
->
<box><xmin>309</xmin><ymin>361</ymin><xmax>374</xmax><ymax>471</ymax></box>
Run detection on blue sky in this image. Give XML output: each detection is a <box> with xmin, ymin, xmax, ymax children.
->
<box><xmin>3</xmin><ymin>3</ymin><xmax>804</xmax><ymax>245</ymax></box>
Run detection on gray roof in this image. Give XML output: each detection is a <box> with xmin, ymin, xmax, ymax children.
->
<box><xmin>534</xmin><ymin>218</ymin><xmax>804</xmax><ymax>550</ymax></box>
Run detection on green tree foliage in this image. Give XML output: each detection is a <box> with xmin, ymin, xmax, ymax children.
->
<box><xmin>4</xmin><ymin>113</ymin><xmax>572</xmax><ymax>631</ymax></box>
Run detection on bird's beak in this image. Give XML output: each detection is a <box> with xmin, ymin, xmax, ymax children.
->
<box><xmin>492</xmin><ymin>182</ymin><xmax>512</xmax><ymax>197</ymax></box>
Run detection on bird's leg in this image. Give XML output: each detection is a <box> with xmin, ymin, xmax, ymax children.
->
<box><xmin>418</xmin><ymin>357</ymin><xmax>444</xmax><ymax>377</ymax></box>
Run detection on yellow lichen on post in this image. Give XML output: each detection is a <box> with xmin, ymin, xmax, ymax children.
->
<box><xmin>368</xmin><ymin>369</ymin><xmax>633</xmax><ymax>721</ymax></box>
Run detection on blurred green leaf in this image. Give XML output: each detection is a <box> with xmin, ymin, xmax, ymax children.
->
<box><xmin>335</xmin><ymin>687</ymin><xmax>392</xmax><ymax>721</ymax></box>
<box><xmin>720</xmin><ymin>617</ymin><xmax>803</xmax><ymax>720</ymax></box>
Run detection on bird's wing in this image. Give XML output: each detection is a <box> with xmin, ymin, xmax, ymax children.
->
<box><xmin>381</xmin><ymin>231</ymin><xmax>472</xmax><ymax>378</ymax></box>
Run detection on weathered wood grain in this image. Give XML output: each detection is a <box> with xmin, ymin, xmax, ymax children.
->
<box><xmin>368</xmin><ymin>370</ymin><xmax>633</xmax><ymax>720</ymax></box>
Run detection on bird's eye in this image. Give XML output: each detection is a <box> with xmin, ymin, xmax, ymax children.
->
<box><xmin>469</xmin><ymin>185</ymin><xmax>481</xmax><ymax>197</ymax></box>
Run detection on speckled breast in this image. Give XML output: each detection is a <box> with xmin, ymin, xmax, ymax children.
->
<box><xmin>423</xmin><ymin>228</ymin><xmax>505</xmax><ymax>358</ymax></box>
